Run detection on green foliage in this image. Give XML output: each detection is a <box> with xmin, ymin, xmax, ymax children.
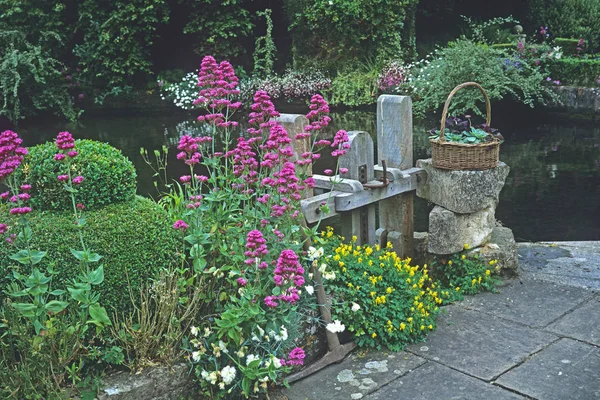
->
<box><xmin>181</xmin><ymin>0</ymin><xmax>253</xmax><ymax>59</ymax></box>
<box><xmin>546</xmin><ymin>57</ymin><xmax>600</xmax><ymax>86</ymax></box>
<box><xmin>285</xmin><ymin>0</ymin><xmax>417</xmax><ymax>69</ymax></box>
<box><xmin>461</xmin><ymin>15</ymin><xmax>520</xmax><ymax>45</ymax></box>
<box><xmin>75</xmin><ymin>0</ymin><xmax>169</xmax><ymax>92</ymax></box>
<box><xmin>319</xmin><ymin>230</ymin><xmax>442</xmax><ymax>351</ymax></box>
<box><xmin>432</xmin><ymin>250</ymin><xmax>501</xmax><ymax>302</ymax></box>
<box><xmin>399</xmin><ymin>39</ymin><xmax>560</xmax><ymax>117</ymax></box>
<box><xmin>330</xmin><ymin>62</ymin><xmax>380</xmax><ymax>107</ymax></box>
<box><xmin>524</xmin><ymin>0</ymin><xmax>600</xmax><ymax>51</ymax></box>
<box><xmin>554</xmin><ymin>38</ymin><xmax>581</xmax><ymax>55</ymax></box>
<box><xmin>0</xmin><ymin>196</ymin><xmax>181</xmax><ymax>313</ymax></box>
<box><xmin>253</xmin><ymin>9</ymin><xmax>276</xmax><ymax>78</ymax></box>
<box><xmin>17</xmin><ymin>139</ymin><xmax>137</xmax><ymax>211</ymax></box>
<box><xmin>0</xmin><ymin>29</ymin><xmax>78</xmax><ymax>122</ymax></box>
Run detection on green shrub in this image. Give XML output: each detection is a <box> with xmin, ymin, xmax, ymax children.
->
<box><xmin>546</xmin><ymin>57</ymin><xmax>600</xmax><ymax>86</ymax></box>
<box><xmin>0</xmin><ymin>196</ymin><xmax>180</xmax><ymax>313</ymax></box>
<box><xmin>554</xmin><ymin>38</ymin><xmax>581</xmax><ymax>55</ymax></box>
<box><xmin>400</xmin><ymin>39</ymin><xmax>560</xmax><ymax>117</ymax></box>
<box><xmin>16</xmin><ymin>139</ymin><xmax>137</xmax><ymax>211</ymax></box>
<box><xmin>330</xmin><ymin>67</ymin><xmax>379</xmax><ymax>107</ymax></box>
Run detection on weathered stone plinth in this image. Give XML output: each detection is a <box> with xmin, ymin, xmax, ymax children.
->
<box><xmin>469</xmin><ymin>227</ymin><xmax>519</xmax><ymax>276</ymax></box>
<box><xmin>416</xmin><ymin>159</ymin><xmax>510</xmax><ymax>214</ymax></box>
<box><xmin>428</xmin><ymin>204</ymin><xmax>496</xmax><ymax>255</ymax></box>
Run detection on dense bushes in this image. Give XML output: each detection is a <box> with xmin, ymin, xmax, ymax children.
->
<box><xmin>0</xmin><ymin>196</ymin><xmax>180</xmax><ymax>312</ymax></box>
<box><xmin>16</xmin><ymin>139</ymin><xmax>137</xmax><ymax>211</ymax></box>
<box><xmin>547</xmin><ymin>58</ymin><xmax>600</xmax><ymax>86</ymax></box>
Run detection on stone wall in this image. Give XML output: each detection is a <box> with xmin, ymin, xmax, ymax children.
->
<box><xmin>551</xmin><ymin>86</ymin><xmax>600</xmax><ymax>114</ymax></box>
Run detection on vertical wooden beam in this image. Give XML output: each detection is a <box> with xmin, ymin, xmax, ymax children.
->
<box><xmin>338</xmin><ymin>131</ymin><xmax>376</xmax><ymax>245</ymax></box>
<box><xmin>377</xmin><ymin>95</ymin><xmax>414</xmax><ymax>258</ymax></box>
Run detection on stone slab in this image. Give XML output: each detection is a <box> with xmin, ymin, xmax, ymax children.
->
<box><xmin>470</xmin><ymin>227</ymin><xmax>519</xmax><ymax>276</ymax></box>
<box><xmin>416</xmin><ymin>158</ymin><xmax>510</xmax><ymax>214</ymax></box>
<box><xmin>428</xmin><ymin>204</ymin><xmax>496</xmax><ymax>254</ymax></box>
<box><xmin>496</xmin><ymin>338</ymin><xmax>600</xmax><ymax>400</ymax></box>
<box><xmin>546</xmin><ymin>295</ymin><xmax>600</xmax><ymax>346</ymax></box>
<box><xmin>459</xmin><ymin>278</ymin><xmax>595</xmax><ymax>328</ymax></box>
<box><xmin>518</xmin><ymin>242</ymin><xmax>600</xmax><ymax>290</ymax></box>
<box><xmin>405</xmin><ymin>305</ymin><xmax>557</xmax><ymax>381</ymax></box>
<box><xmin>280</xmin><ymin>350</ymin><xmax>426</xmax><ymax>400</ymax></box>
<box><xmin>366</xmin><ymin>362</ymin><xmax>524</xmax><ymax>400</ymax></box>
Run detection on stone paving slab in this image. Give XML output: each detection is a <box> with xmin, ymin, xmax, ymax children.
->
<box><xmin>459</xmin><ymin>278</ymin><xmax>595</xmax><ymax>328</ymax></box>
<box><xmin>365</xmin><ymin>362</ymin><xmax>524</xmax><ymax>400</ymax></box>
<box><xmin>496</xmin><ymin>338</ymin><xmax>600</xmax><ymax>400</ymax></box>
<box><xmin>518</xmin><ymin>242</ymin><xmax>600</xmax><ymax>290</ymax></box>
<box><xmin>280</xmin><ymin>350</ymin><xmax>426</xmax><ymax>400</ymax></box>
<box><xmin>405</xmin><ymin>305</ymin><xmax>557</xmax><ymax>381</ymax></box>
<box><xmin>545</xmin><ymin>295</ymin><xmax>600</xmax><ymax>346</ymax></box>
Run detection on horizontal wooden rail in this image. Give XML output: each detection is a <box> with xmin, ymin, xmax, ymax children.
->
<box><xmin>301</xmin><ymin>167</ymin><xmax>425</xmax><ymax>223</ymax></box>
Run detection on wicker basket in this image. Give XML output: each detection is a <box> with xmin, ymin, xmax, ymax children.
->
<box><xmin>430</xmin><ymin>82</ymin><xmax>500</xmax><ymax>170</ymax></box>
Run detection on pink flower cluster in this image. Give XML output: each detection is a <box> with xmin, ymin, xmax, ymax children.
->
<box><xmin>1</xmin><ymin>182</ymin><xmax>33</xmax><ymax>216</ymax></box>
<box><xmin>331</xmin><ymin>130</ymin><xmax>350</xmax><ymax>157</ymax></box>
<box><xmin>298</xmin><ymin>94</ymin><xmax>331</xmax><ymax>139</ymax></box>
<box><xmin>194</xmin><ymin>56</ymin><xmax>242</xmax><ymax>128</ymax></box>
<box><xmin>272</xmin><ymin>249</ymin><xmax>305</xmax><ymax>304</ymax></box>
<box><xmin>0</xmin><ymin>130</ymin><xmax>28</xmax><ymax>180</ymax></box>
<box><xmin>54</xmin><ymin>132</ymin><xmax>83</xmax><ymax>184</ymax></box>
<box><xmin>282</xmin><ymin>347</ymin><xmax>305</xmax><ymax>366</ymax></box>
<box><xmin>173</xmin><ymin>219</ymin><xmax>189</xmax><ymax>231</ymax></box>
<box><xmin>177</xmin><ymin>135</ymin><xmax>211</xmax><ymax>166</ymax></box>
<box><xmin>247</xmin><ymin>90</ymin><xmax>280</xmax><ymax>138</ymax></box>
<box><xmin>244</xmin><ymin>230</ymin><xmax>268</xmax><ymax>268</ymax></box>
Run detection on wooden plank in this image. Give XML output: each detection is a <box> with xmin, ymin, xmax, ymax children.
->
<box><xmin>376</xmin><ymin>95</ymin><xmax>414</xmax><ymax>257</ymax></box>
<box><xmin>312</xmin><ymin>174</ymin><xmax>364</xmax><ymax>193</ymax></box>
<box><xmin>301</xmin><ymin>192</ymin><xmax>339</xmax><ymax>224</ymax></box>
<box><xmin>278</xmin><ymin>114</ymin><xmax>313</xmax><ymax>198</ymax></box>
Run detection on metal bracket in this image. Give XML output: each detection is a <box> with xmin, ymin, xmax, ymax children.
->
<box><xmin>362</xmin><ymin>160</ymin><xmax>389</xmax><ymax>189</ymax></box>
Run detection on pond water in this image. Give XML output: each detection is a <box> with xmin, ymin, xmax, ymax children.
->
<box><xmin>18</xmin><ymin>105</ymin><xmax>600</xmax><ymax>242</ymax></box>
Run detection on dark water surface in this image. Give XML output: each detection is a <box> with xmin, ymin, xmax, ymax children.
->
<box><xmin>18</xmin><ymin>107</ymin><xmax>600</xmax><ymax>242</ymax></box>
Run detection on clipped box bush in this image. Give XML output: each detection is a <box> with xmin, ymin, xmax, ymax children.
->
<box><xmin>0</xmin><ymin>196</ymin><xmax>181</xmax><ymax>313</ymax></box>
<box><xmin>547</xmin><ymin>57</ymin><xmax>600</xmax><ymax>86</ymax></box>
<box><xmin>15</xmin><ymin>139</ymin><xmax>137</xmax><ymax>211</ymax></box>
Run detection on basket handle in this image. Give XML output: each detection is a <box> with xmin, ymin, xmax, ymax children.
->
<box><xmin>439</xmin><ymin>82</ymin><xmax>491</xmax><ymax>141</ymax></box>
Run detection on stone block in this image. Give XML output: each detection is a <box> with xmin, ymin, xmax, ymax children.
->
<box><xmin>416</xmin><ymin>158</ymin><xmax>510</xmax><ymax>214</ymax></box>
<box><xmin>469</xmin><ymin>227</ymin><xmax>519</xmax><ymax>276</ymax></box>
<box><xmin>428</xmin><ymin>205</ymin><xmax>496</xmax><ymax>255</ymax></box>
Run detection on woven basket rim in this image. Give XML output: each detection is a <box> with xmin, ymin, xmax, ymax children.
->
<box><xmin>429</xmin><ymin>137</ymin><xmax>500</xmax><ymax>148</ymax></box>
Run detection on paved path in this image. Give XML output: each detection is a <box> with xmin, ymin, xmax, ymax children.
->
<box><xmin>276</xmin><ymin>242</ymin><xmax>600</xmax><ymax>400</ymax></box>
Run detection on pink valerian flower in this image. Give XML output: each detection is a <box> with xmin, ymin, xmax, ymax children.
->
<box><xmin>300</xmin><ymin>94</ymin><xmax>331</xmax><ymax>138</ymax></box>
<box><xmin>264</xmin><ymin>295</ymin><xmax>279</xmax><ymax>308</ymax></box>
<box><xmin>67</xmin><ymin>151</ymin><xmax>78</xmax><ymax>158</ymax></box>
<box><xmin>230</xmin><ymin>137</ymin><xmax>258</xmax><ymax>185</ymax></box>
<box><xmin>54</xmin><ymin>153</ymin><xmax>66</xmax><ymax>161</ymax></box>
<box><xmin>177</xmin><ymin>135</ymin><xmax>207</xmax><ymax>166</ymax></box>
<box><xmin>55</xmin><ymin>131</ymin><xmax>75</xmax><ymax>150</ymax></box>
<box><xmin>0</xmin><ymin>224</ymin><xmax>7</xmax><ymax>235</ymax></box>
<box><xmin>19</xmin><ymin>184</ymin><xmax>30</xmax><ymax>191</ymax></box>
<box><xmin>173</xmin><ymin>220</ymin><xmax>189</xmax><ymax>231</ymax></box>
<box><xmin>331</xmin><ymin>130</ymin><xmax>350</xmax><ymax>157</ymax></box>
<box><xmin>285</xmin><ymin>347</ymin><xmax>306</xmax><ymax>366</ymax></box>
<box><xmin>195</xmin><ymin>56</ymin><xmax>241</xmax><ymax>125</ymax></box>
<box><xmin>57</xmin><ymin>175</ymin><xmax>69</xmax><ymax>182</ymax></box>
<box><xmin>0</xmin><ymin>191</ymin><xmax>9</xmax><ymax>200</ymax></box>
<box><xmin>273</xmin><ymin>250</ymin><xmax>305</xmax><ymax>304</ymax></box>
<box><xmin>10</xmin><ymin>207</ymin><xmax>31</xmax><ymax>215</ymax></box>
<box><xmin>72</xmin><ymin>176</ymin><xmax>84</xmax><ymax>185</ymax></box>
<box><xmin>324</xmin><ymin>169</ymin><xmax>333</xmax><ymax>175</ymax></box>
<box><xmin>237</xmin><ymin>277</ymin><xmax>248</xmax><ymax>286</ymax></box>
<box><xmin>76</xmin><ymin>203</ymin><xmax>85</xmax><ymax>210</ymax></box>
<box><xmin>0</xmin><ymin>130</ymin><xmax>28</xmax><ymax>180</ymax></box>
<box><xmin>244</xmin><ymin>230</ymin><xmax>268</xmax><ymax>264</ymax></box>
<box><xmin>247</xmin><ymin>90</ymin><xmax>280</xmax><ymax>137</ymax></box>
<box><xmin>339</xmin><ymin>167</ymin><xmax>349</xmax><ymax>174</ymax></box>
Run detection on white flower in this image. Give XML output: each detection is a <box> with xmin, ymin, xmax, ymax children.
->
<box><xmin>218</xmin><ymin>340</ymin><xmax>229</xmax><ymax>354</ymax></box>
<box><xmin>305</xmin><ymin>285</ymin><xmax>315</xmax><ymax>295</ymax></box>
<box><xmin>236</xmin><ymin>348</ymin><xmax>246</xmax><ymax>358</ymax></box>
<box><xmin>191</xmin><ymin>351</ymin><xmax>202</xmax><ymax>362</ymax></box>
<box><xmin>318</xmin><ymin>263</ymin><xmax>327</xmax><ymax>274</ymax></box>
<box><xmin>274</xmin><ymin>326</ymin><xmax>288</xmax><ymax>342</ymax></box>
<box><xmin>266</xmin><ymin>355</ymin><xmax>282</xmax><ymax>368</ymax></box>
<box><xmin>308</xmin><ymin>246</ymin><xmax>324</xmax><ymax>260</ymax></box>
<box><xmin>351</xmin><ymin>302</ymin><xmax>361</xmax><ymax>312</ymax></box>
<box><xmin>190</xmin><ymin>326</ymin><xmax>199</xmax><ymax>337</ymax></box>
<box><xmin>257</xmin><ymin>326</ymin><xmax>265</xmax><ymax>336</ymax></box>
<box><xmin>246</xmin><ymin>354</ymin><xmax>261</xmax><ymax>366</ymax></box>
<box><xmin>323</xmin><ymin>271</ymin><xmax>336</xmax><ymax>280</ymax></box>
<box><xmin>203</xmin><ymin>327</ymin><xmax>212</xmax><ymax>337</ymax></box>
<box><xmin>219</xmin><ymin>382</ymin><xmax>225</xmax><ymax>390</ymax></box>
<box><xmin>220</xmin><ymin>365</ymin><xmax>237</xmax><ymax>385</ymax></box>
<box><xmin>326</xmin><ymin>319</ymin><xmax>346</xmax><ymax>333</ymax></box>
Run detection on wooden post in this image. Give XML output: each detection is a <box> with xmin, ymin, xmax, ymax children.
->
<box><xmin>376</xmin><ymin>95</ymin><xmax>414</xmax><ymax>258</ymax></box>
<box><xmin>338</xmin><ymin>131</ymin><xmax>376</xmax><ymax>245</ymax></box>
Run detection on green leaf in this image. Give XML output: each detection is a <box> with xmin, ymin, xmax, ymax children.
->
<box><xmin>271</xmin><ymin>286</ymin><xmax>281</xmax><ymax>296</ymax></box>
<box><xmin>49</xmin><ymin>289</ymin><xmax>66</xmax><ymax>296</ymax></box>
<box><xmin>9</xmin><ymin>250</ymin><xmax>47</xmax><ymax>265</ymax></box>
<box><xmin>88</xmin><ymin>304</ymin><xmax>111</xmax><ymax>326</ymax></box>
<box><xmin>68</xmin><ymin>287</ymin><xmax>89</xmax><ymax>304</ymax></box>
<box><xmin>193</xmin><ymin>257</ymin><xmax>207</xmax><ymax>273</ymax></box>
<box><xmin>45</xmin><ymin>300</ymin><xmax>68</xmax><ymax>313</ymax></box>
<box><xmin>88</xmin><ymin>265</ymin><xmax>105</xmax><ymax>285</ymax></box>
<box><xmin>87</xmin><ymin>252</ymin><xmax>102</xmax><ymax>263</ymax></box>
<box><xmin>12</xmin><ymin>303</ymin><xmax>36</xmax><ymax>317</ymax></box>
<box><xmin>70</xmin><ymin>249</ymin><xmax>86</xmax><ymax>261</ymax></box>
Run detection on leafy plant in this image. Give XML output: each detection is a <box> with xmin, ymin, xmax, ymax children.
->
<box><xmin>16</xmin><ymin>139</ymin><xmax>137</xmax><ymax>211</ymax></box>
<box><xmin>253</xmin><ymin>9</ymin><xmax>276</xmax><ymax>79</ymax></box>
<box><xmin>428</xmin><ymin>115</ymin><xmax>505</xmax><ymax>144</ymax></box>
<box><xmin>546</xmin><ymin>57</ymin><xmax>600</xmax><ymax>86</ymax></box>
